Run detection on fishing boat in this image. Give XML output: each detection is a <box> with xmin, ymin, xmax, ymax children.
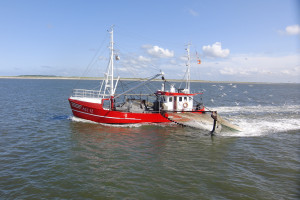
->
<box><xmin>68</xmin><ymin>27</ymin><xmax>240</xmax><ymax>134</ymax></box>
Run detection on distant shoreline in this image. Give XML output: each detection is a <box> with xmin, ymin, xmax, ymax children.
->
<box><xmin>0</xmin><ymin>76</ymin><xmax>297</xmax><ymax>84</ymax></box>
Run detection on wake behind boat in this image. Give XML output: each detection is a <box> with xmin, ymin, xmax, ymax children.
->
<box><xmin>68</xmin><ymin>27</ymin><xmax>241</xmax><ymax>134</ymax></box>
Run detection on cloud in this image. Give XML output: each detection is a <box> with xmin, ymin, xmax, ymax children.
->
<box><xmin>202</xmin><ymin>42</ymin><xmax>230</xmax><ymax>58</ymax></box>
<box><xmin>40</xmin><ymin>65</ymin><xmax>53</xmax><ymax>69</ymax></box>
<box><xmin>179</xmin><ymin>56</ymin><xmax>188</xmax><ymax>61</ymax></box>
<box><xmin>188</xmin><ymin>9</ymin><xmax>199</xmax><ymax>16</ymax></box>
<box><xmin>285</xmin><ymin>24</ymin><xmax>300</xmax><ymax>35</ymax></box>
<box><xmin>280</xmin><ymin>67</ymin><xmax>300</xmax><ymax>76</ymax></box>
<box><xmin>138</xmin><ymin>55</ymin><xmax>151</xmax><ymax>62</ymax></box>
<box><xmin>219</xmin><ymin>66</ymin><xmax>266</xmax><ymax>76</ymax></box>
<box><xmin>278</xmin><ymin>25</ymin><xmax>300</xmax><ymax>35</ymax></box>
<box><xmin>219</xmin><ymin>67</ymin><xmax>238</xmax><ymax>75</ymax></box>
<box><xmin>117</xmin><ymin>51</ymin><xmax>300</xmax><ymax>82</ymax></box>
<box><xmin>143</xmin><ymin>45</ymin><xmax>174</xmax><ymax>58</ymax></box>
<box><xmin>200</xmin><ymin>53</ymin><xmax>300</xmax><ymax>82</ymax></box>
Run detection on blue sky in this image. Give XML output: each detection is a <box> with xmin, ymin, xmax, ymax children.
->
<box><xmin>0</xmin><ymin>0</ymin><xmax>299</xmax><ymax>82</ymax></box>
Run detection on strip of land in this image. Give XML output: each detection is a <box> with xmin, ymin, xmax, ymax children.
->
<box><xmin>0</xmin><ymin>75</ymin><xmax>296</xmax><ymax>84</ymax></box>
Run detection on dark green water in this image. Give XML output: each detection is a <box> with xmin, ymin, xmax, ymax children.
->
<box><xmin>0</xmin><ymin>79</ymin><xmax>299</xmax><ymax>199</ymax></box>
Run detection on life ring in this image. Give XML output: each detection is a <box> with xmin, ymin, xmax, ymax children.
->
<box><xmin>183</xmin><ymin>102</ymin><xmax>188</xmax><ymax>108</ymax></box>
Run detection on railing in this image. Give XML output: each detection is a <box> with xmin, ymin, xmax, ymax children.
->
<box><xmin>71</xmin><ymin>89</ymin><xmax>110</xmax><ymax>98</ymax></box>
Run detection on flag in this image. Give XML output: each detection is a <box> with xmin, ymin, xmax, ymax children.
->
<box><xmin>196</xmin><ymin>51</ymin><xmax>201</xmax><ymax>64</ymax></box>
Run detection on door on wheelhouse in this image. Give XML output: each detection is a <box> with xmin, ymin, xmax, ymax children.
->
<box><xmin>173</xmin><ymin>96</ymin><xmax>177</xmax><ymax>111</ymax></box>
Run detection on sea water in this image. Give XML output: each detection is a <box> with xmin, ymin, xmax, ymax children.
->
<box><xmin>0</xmin><ymin>79</ymin><xmax>299</xmax><ymax>199</ymax></box>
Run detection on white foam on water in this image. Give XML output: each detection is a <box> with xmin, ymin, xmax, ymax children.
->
<box><xmin>214</xmin><ymin>105</ymin><xmax>300</xmax><ymax>115</ymax></box>
<box><xmin>102</xmin><ymin>123</ymin><xmax>144</xmax><ymax>128</ymax></box>
<box><xmin>70</xmin><ymin>116</ymin><xmax>143</xmax><ymax>127</ymax></box>
<box><xmin>69</xmin><ymin>104</ymin><xmax>300</xmax><ymax>137</ymax></box>
<box><xmin>69</xmin><ymin>116</ymin><xmax>174</xmax><ymax>128</ymax></box>
<box><xmin>69</xmin><ymin>116</ymin><xmax>98</xmax><ymax>124</ymax></box>
<box><xmin>221</xmin><ymin>118</ymin><xmax>300</xmax><ymax>137</ymax></box>
<box><xmin>214</xmin><ymin>105</ymin><xmax>300</xmax><ymax>137</ymax></box>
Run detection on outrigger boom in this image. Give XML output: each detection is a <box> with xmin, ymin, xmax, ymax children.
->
<box><xmin>114</xmin><ymin>72</ymin><xmax>164</xmax><ymax>99</ymax></box>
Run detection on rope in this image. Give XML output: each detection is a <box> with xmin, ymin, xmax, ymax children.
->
<box><xmin>210</xmin><ymin>111</ymin><xmax>218</xmax><ymax>136</ymax></box>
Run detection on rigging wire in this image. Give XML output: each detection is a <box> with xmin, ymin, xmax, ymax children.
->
<box><xmin>72</xmin><ymin>34</ymin><xmax>109</xmax><ymax>90</ymax></box>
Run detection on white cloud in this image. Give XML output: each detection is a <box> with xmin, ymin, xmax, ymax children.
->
<box><xmin>219</xmin><ymin>67</ymin><xmax>237</xmax><ymax>75</ymax></box>
<box><xmin>170</xmin><ymin>59</ymin><xmax>177</xmax><ymax>64</ymax></box>
<box><xmin>280</xmin><ymin>66</ymin><xmax>300</xmax><ymax>76</ymax></box>
<box><xmin>179</xmin><ymin>56</ymin><xmax>188</xmax><ymax>61</ymax></box>
<box><xmin>201</xmin><ymin>53</ymin><xmax>300</xmax><ymax>82</ymax></box>
<box><xmin>143</xmin><ymin>45</ymin><xmax>174</xmax><ymax>58</ymax></box>
<box><xmin>138</xmin><ymin>55</ymin><xmax>151</xmax><ymax>62</ymax></box>
<box><xmin>285</xmin><ymin>24</ymin><xmax>300</xmax><ymax>35</ymax></box>
<box><xmin>101</xmin><ymin>42</ymin><xmax>300</xmax><ymax>83</ymax></box>
<box><xmin>202</xmin><ymin>42</ymin><xmax>230</xmax><ymax>58</ymax></box>
<box><xmin>281</xmin><ymin>70</ymin><xmax>291</xmax><ymax>75</ymax></box>
<box><xmin>188</xmin><ymin>9</ymin><xmax>199</xmax><ymax>16</ymax></box>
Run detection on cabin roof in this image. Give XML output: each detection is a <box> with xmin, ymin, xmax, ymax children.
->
<box><xmin>155</xmin><ymin>91</ymin><xmax>202</xmax><ymax>96</ymax></box>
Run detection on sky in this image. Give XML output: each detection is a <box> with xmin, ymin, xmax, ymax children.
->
<box><xmin>0</xmin><ymin>0</ymin><xmax>299</xmax><ymax>83</ymax></box>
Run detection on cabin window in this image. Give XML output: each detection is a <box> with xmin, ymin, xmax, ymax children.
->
<box><xmin>179</xmin><ymin>97</ymin><xmax>182</xmax><ymax>102</ymax></box>
<box><xmin>169</xmin><ymin>97</ymin><xmax>172</xmax><ymax>102</ymax></box>
<box><xmin>184</xmin><ymin>97</ymin><xmax>187</xmax><ymax>101</ymax></box>
<box><xmin>102</xmin><ymin>99</ymin><xmax>111</xmax><ymax>110</ymax></box>
<box><xmin>189</xmin><ymin>97</ymin><xmax>192</xmax><ymax>101</ymax></box>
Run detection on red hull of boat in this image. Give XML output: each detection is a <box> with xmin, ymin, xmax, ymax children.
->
<box><xmin>69</xmin><ymin>98</ymin><xmax>170</xmax><ymax>124</ymax></box>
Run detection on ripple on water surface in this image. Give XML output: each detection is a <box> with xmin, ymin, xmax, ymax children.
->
<box><xmin>0</xmin><ymin>79</ymin><xmax>299</xmax><ymax>199</ymax></box>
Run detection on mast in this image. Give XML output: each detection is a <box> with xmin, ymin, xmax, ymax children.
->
<box><xmin>109</xmin><ymin>26</ymin><xmax>114</xmax><ymax>97</ymax></box>
<box><xmin>185</xmin><ymin>44</ymin><xmax>191</xmax><ymax>93</ymax></box>
<box><xmin>102</xmin><ymin>26</ymin><xmax>115</xmax><ymax>98</ymax></box>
